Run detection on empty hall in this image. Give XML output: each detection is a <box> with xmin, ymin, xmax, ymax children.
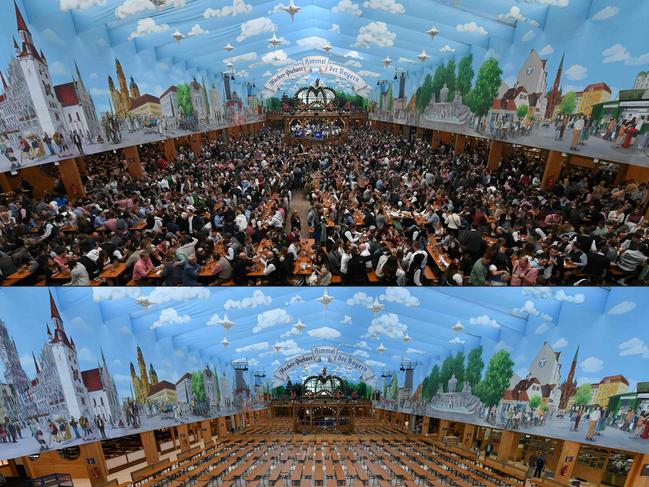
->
<box><xmin>0</xmin><ymin>287</ymin><xmax>648</xmax><ymax>486</ymax></box>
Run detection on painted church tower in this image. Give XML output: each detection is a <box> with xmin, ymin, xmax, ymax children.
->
<box><xmin>13</xmin><ymin>0</ymin><xmax>67</xmax><ymax>136</ymax></box>
<box><xmin>0</xmin><ymin>318</ymin><xmax>34</xmax><ymax>421</ymax></box>
<box><xmin>47</xmin><ymin>291</ymin><xmax>92</xmax><ymax>420</ymax></box>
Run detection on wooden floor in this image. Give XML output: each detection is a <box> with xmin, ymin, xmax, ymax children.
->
<box><xmin>127</xmin><ymin>420</ymin><xmax>530</xmax><ymax>487</ymax></box>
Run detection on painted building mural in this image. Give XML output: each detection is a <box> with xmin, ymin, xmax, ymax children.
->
<box><xmin>0</xmin><ymin>289</ymin><xmax>262</xmax><ymax>459</ymax></box>
<box><xmin>1</xmin><ymin>287</ymin><xmax>649</xmax><ymax>458</ymax></box>
<box><xmin>367</xmin><ymin>0</ymin><xmax>649</xmax><ymax>166</ymax></box>
<box><xmin>0</xmin><ymin>1</ymin><xmax>261</xmax><ymax>174</ymax></box>
<box><xmin>1</xmin><ymin>0</ymin><xmax>648</xmax><ymax>174</ymax></box>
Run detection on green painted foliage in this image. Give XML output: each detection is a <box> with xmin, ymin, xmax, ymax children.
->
<box><xmin>468</xmin><ymin>58</ymin><xmax>503</xmax><ymax>118</ymax></box>
<box><xmin>191</xmin><ymin>371</ymin><xmax>206</xmax><ymax>403</ymax></box>
<box><xmin>559</xmin><ymin>92</ymin><xmax>577</xmax><ymax>115</ymax></box>
<box><xmin>457</xmin><ymin>54</ymin><xmax>474</xmax><ymax>98</ymax></box>
<box><xmin>475</xmin><ymin>350</ymin><xmax>514</xmax><ymax>409</ymax></box>
<box><xmin>574</xmin><ymin>383</ymin><xmax>593</xmax><ymax>406</ymax></box>
<box><xmin>177</xmin><ymin>83</ymin><xmax>194</xmax><ymax>117</ymax></box>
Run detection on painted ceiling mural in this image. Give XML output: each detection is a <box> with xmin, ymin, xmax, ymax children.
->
<box><xmin>0</xmin><ymin>287</ymin><xmax>649</xmax><ymax>458</ymax></box>
<box><xmin>0</xmin><ymin>0</ymin><xmax>648</xmax><ymax>173</ymax></box>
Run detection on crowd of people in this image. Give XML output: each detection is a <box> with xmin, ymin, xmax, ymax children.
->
<box><xmin>1</xmin><ymin>125</ymin><xmax>649</xmax><ymax>287</ymax></box>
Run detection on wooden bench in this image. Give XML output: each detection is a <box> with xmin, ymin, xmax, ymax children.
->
<box><xmin>130</xmin><ymin>458</ymin><xmax>171</xmax><ymax>485</ymax></box>
<box><xmin>424</xmin><ymin>266</ymin><xmax>436</xmax><ymax>281</ymax></box>
<box><xmin>331</xmin><ymin>275</ymin><xmax>342</xmax><ymax>284</ymax></box>
<box><xmin>126</xmin><ymin>279</ymin><xmax>138</xmax><ymax>286</ymax></box>
<box><xmin>176</xmin><ymin>445</ymin><xmax>202</xmax><ymax>462</ymax></box>
<box><xmin>367</xmin><ymin>271</ymin><xmax>380</xmax><ymax>283</ymax></box>
<box><xmin>95</xmin><ymin>481</ymin><xmax>118</xmax><ymax>487</ymax></box>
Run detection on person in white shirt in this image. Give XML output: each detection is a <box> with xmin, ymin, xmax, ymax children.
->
<box><xmin>344</xmin><ymin>224</ymin><xmax>362</xmax><ymax>243</ymax></box>
<box><xmin>359</xmin><ymin>243</ymin><xmax>372</xmax><ymax>270</ymax></box>
<box><xmin>267</xmin><ymin>210</ymin><xmax>284</xmax><ymax>228</ymax></box>
<box><xmin>571</xmin><ymin>116</ymin><xmax>585</xmax><ymax>150</ymax></box>
<box><xmin>234</xmin><ymin>206</ymin><xmax>248</xmax><ymax>232</ymax></box>
<box><xmin>64</xmin><ymin>258</ymin><xmax>90</xmax><ymax>286</ymax></box>
<box><xmin>586</xmin><ymin>407</ymin><xmax>601</xmax><ymax>441</ymax></box>
<box><xmin>339</xmin><ymin>244</ymin><xmax>352</xmax><ymax>278</ymax></box>
<box><xmin>375</xmin><ymin>249</ymin><xmax>391</xmax><ymax>279</ymax></box>
<box><xmin>287</xmin><ymin>241</ymin><xmax>301</xmax><ymax>260</ymax></box>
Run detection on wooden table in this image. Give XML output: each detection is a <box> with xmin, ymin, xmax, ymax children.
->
<box><xmin>2</xmin><ymin>266</ymin><xmax>33</xmax><ymax>286</ymax></box>
<box><xmin>99</xmin><ymin>262</ymin><xmax>128</xmax><ymax>284</ymax></box>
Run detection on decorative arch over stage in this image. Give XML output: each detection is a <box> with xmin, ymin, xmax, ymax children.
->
<box><xmin>271</xmin><ymin>345</ymin><xmax>377</xmax><ymax>387</ymax></box>
<box><xmin>262</xmin><ymin>56</ymin><xmax>370</xmax><ymax>98</ymax></box>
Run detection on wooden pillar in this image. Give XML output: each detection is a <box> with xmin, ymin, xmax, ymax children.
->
<box><xmin>176</xmin><ymin>424</ymin><xmax>190</xmax><ymax>452</ymax></box>
<box><xmin>617</xmin><ymin>164</ymin><xmax>649</xmax><ymax>185</ymax></box>
<box><xmin>625</xmin><ymin>454</ymin><xmax>649</xmax><ymax>487</ymax></box>
<box><xmin>123</xmin><ymin>146</ymin><xmax>144</xmax><ymax>178</ymax></box>
<box><xmin>497</xmin><ymin>430</ymin><xmax>519</xmax><ymax>462</ymax></box>
<box><xmin>431</xmin><ymin>131</ymin><xmax>441</xmax><ymax>150</ymax></box>
<box><xmin>140</xmin><ymin>430</ymin><xmax>159</xmax><ymax>465</ymax></box>
<box><xmin>58</xmin><ymin>158</ymin><xmax>85</xmax><ymax>198</ymax></box>
<box><xmin>0</xmin><ymin>172</ymin><xmax>12</xmax><ymax>193</ymax></box>
<box><xmin>76</xmin><ymin>156</ymin><xmax>87</xmax><ymax>175</ymax></box>
<box><xmin>80</xmin><ymin>441</ymin><xmax>108</xmax><ymax>486</ymax></box>
<box><xmin>421</xmin><ymin>416</ymin><xmax>430</xmax><ymax>435</ymax></box>
<box><xmin>190</xmin><ymin>133</ymin><xmax>201</xmax><ymax>157</ymax></box>
<box><xmin>542</xmin><ymin>150</ymin><xmax>564</xmax><ymax>189</ymax></box>
<box><xmin>487</xmin><ymin>140</ymin><xmax>504</xmax><ymax>171</ymax></box>
<box><xmin>462</xmin><ymin>423</ymin><xmax>477</xmax><ymax>449</ymax></box>
<box><xmin>200</xmin><ymin>419</ymin><xmax>212</xmax><ymax>444</ymax></box>
<box><xmin>438</xmin><ymin>419</ymin><xmax>450</xmax><ymax>440</ymax></box>
<box><xmin>217</xmin><ymin>416</ymin><xmax>228</xmax><ymax>436</ymax></box>
<box><xmin>163</xmin><ymin>138</ymin><xmax>176</xmax><ymax>161</ymax></box>
<box><xmin>454</xmin><ymin>134</ymin><xmax>466</xmax><ymax>155</ymax></box>
<box><xmin>415</xmin><ymin>127</ymin><xmax>424</xmax><ymax>139</ymax></box>
<box><xmin>554</xmin><ymin>440</ymin><xmax>581</xmax><ymax>484</ymax></box>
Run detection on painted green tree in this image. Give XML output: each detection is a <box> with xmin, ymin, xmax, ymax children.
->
<box><xmin>574</xmin><ymin>383</ymin><xmax>593</xmax><ymax>407</ymax></box>
<box><xmin>422</xmin><ymin>376</ymin><xmax>430</xmax><ymax>400</ymax></box>
<box><xmin>559</xmin><ymin>92</ymin><xmax>577</xmax><ymax>115</ymax></box>
<box><xmin>451</xmin><ymin>351</ymin><xmax>465</xmax><ymax>392</ymax></box>
<box><xmin>272</xmin><ymin>385</ymin><xmax>286</xmax><ymax>398</ymax></box>
<box><xmin>475</xmin><ymin>350</ymin><xmax>514</xmax><ymax>413</ymax></box>
<box><xmin>202</xmin><ymin>80</ymin><xmax>210</xmax><ymax>114</ymax></box>
<box><xmin>265</xmin><ymin>97</ymin><xmax>282</xmax><ymax>110</ymax></box>
<box><xmin>444</xmin><ymin>59</ymin><xmax>457</xmax><ymax>97</ymax></box>
<box><xmin>427</xmin><ymin>365</ymin><xmax>440</xmax><ymax>398</ymax></box>
<box><xmin>177</xmin><ymin>82</ymin><xmax>194</xmax><ymax>116</ymax></box>
<box><xmin>422</xmin><ymin>364</ymin><xmax>441</xmax><ymax>400</ymax></box>
<box><xmin>529</xmin><ymin>396</ymin><xmax>542</xmax><ymax>410</ymax></box>
<box><xmin>456</xmin><ymin>54</ymin><xmax>474</xmax><ymax>98</ymax></box>
<box><xmin>440</xmin><ymin>356</ymin><xmax>454</xmax><ymax>392</ymax></box>
<box><xmin>465</xmin><ymin>346</ymin><xmax>484</xmax><ymax>388</ymax></box>
<box><xmin>431</xmin><ymin>64</ymin><xmax>446</xmax><ymax>103</ymax></box>
<box><xmin>517</xmin><ymin>104</ymin><xmax>529</xmax><ymax>119</ymax></box>
<box><xmin>386</xmin><ymin>84</ymin><xmax>394</xmax><ymax>112</ymax></box>
<box><xmin>214</xmin><ymin>371</ymin><xmax>221</xmax><ymax>403</ymax></box>
<box><xmin>390</xmin><ymin>374</ymin><xmax>398</xmax><ymax>400</ymax></box>
<box><xmin>467</xmin><ymin>58</ymin><xmax>503</xmax><ymax>121</ymax></box>
<box><xmin>191</xmin><ymin>371</ymin><xmax>206</xmax><ymax>403</ymax></box>
<box><xmin>415</xmin><ymin>73</ymin><xmax>434</xmax><ymax>112</ymax></box>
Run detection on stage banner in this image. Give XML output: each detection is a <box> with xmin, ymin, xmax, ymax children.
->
<box><xmin>263</xmin><ymin>56</ymin><xmax>369</xmax><ymax>98</ymax></box>
<box><xmin>272</xmin><ymin>345</ymin><xmax>377</xmax><ymax>386</ymax></box>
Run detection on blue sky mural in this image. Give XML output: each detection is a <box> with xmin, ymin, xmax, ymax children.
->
<box><xmin>1</xmin><ymin>287</ymin><xmax>649</xmax><ymax>457</ymax></box>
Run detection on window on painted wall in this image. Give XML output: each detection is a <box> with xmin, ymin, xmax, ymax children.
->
<box><xmin>576</xmin><ymin>445</ymin><xmax>608</xmax><ymax>470</ymax></box>
<box><xmin>517</xmin><ymin>434</ymin><xmax>560</xmax><ymax>470</ymax></box>
<box><xmin>603</xmin><ymin>452</ymin><xmax>634</xmax><ymax>487</ymax></box>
